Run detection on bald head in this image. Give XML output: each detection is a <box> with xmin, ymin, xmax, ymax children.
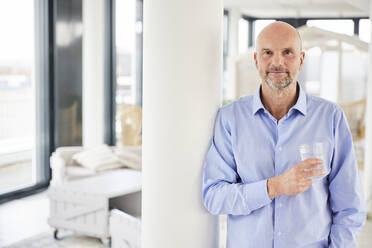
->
<box><xmin>256</xmin><ymin>21</ymin><xmax>302</xmax><ymax>52</ymax></box>
<box><xmin>253</xmin><ymin>21</ymin><xmax>305</xmax><ymax>91</ymax></box>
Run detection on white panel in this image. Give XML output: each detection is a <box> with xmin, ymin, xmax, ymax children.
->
<box><xmin>142</xmin><ymin>0</ymin><xmax>222</xmax><ymax>247</ymax></box>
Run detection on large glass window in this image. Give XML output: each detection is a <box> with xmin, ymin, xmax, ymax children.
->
<box><xmin>114</xmin><ymin>0</ymin><xmax>143</xmax><ymax>146</ymax></box>
<box><xmin>0</xmin><ymin>0</ymin><xmax>36</xmax><ymax>194</ymax></box>
<box><xmin>306</xmin><ymin>19</ymin><xmax>354</xmax><ymax>36</ymax></box>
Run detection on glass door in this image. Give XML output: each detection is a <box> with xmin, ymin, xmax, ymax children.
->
<box><xmin>0</xmin><ymin>0</ymin><xmax>50</xmax><ymax>199</ymax></box>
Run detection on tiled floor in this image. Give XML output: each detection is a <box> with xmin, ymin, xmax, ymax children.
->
<box><xmin>1</xmin><ymin>192</ymin><xmax>372</xmax><ymax>247</ymax></box>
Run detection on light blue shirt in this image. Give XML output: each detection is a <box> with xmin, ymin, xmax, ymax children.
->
<box><xmin>202</xmin><ymin>84</ymin><xmax>366</xmax><ymax>248</ymax></box>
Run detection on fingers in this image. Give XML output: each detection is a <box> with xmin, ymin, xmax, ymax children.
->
<box><xmin>301</xmin><ymin>158</ymin><xmax>323</xmax><ymax>169</ymax></box>
<box><xmin>298</xmin><ymin>178</ymin><xmax>314</xmax><ymax>187</ymax></box>
<box><xmin>303</xmin><ymin>168</ymin><xmax>326</xmax><ymax>178</ymax></box>
<box><xmin>293</xmin><ymin>179</ymin><xmax>313</xmax><ymax>194</ymax></box>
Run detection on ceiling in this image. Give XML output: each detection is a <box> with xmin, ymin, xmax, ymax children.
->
<box><xmin>224</xmin><ymin>0</ymin><xmax>370</xmax><ymax>18</ymax></box>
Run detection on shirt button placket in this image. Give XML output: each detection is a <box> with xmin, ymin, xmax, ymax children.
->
<box><xmin>274</xmin><ymin>124</ymin><xmax>284</xmax><ymax>247</ymax></box>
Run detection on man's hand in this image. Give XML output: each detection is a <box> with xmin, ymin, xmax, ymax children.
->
<box><xmin>267</xmin><ymin>158</ymin><xmax>325</xmax><ymax>199</ymax></box>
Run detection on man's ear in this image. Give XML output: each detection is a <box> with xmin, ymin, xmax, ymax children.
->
<box><xmin>254</xmin><ymin>52</ymin><xmax>258</xmax><ymax>69</ymax></box>
<box><xmin>299</xmin><ymin>51</ymin><xmax>305</xmax><ymax>70</ymax></box>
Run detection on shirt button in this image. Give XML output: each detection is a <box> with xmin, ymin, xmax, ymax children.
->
<box><xmin>278</xmin><ymin>147</ymin><xmax>282</xmax><ymax>151</ymax></box>
<box><xmin>278</xmin><ymin>231</ymin><xmax>282</xmax><ymax>236</ymax></box>
<box><xmin>278</xmin><ymin>203</ymin><xmax>283</xmax><ymax>207</ymax></box>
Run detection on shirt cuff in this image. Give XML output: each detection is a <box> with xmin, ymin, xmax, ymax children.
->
<box><xmin>262</xmin><ymin>179</ymin><xmax>273</xmax><ymax>204</ymax></box>
<box><xmin>243</xmin><ymin>179</ymin><xmax>273</xmax><ymax>211</ymax></box>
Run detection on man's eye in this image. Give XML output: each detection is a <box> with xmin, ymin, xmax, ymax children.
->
<box><xmin>264</xmin><ymin>51</ymin><xmax>272</xmax><ymax>55</ymax></box>
<box><xmin>284</xmin><ymin>50</ymin><xmax>292</xmax><ymax>55</ymax></box>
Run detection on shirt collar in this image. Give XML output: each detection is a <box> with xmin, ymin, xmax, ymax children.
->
<box><xmin>252</xmin><ymin>86</ymin><xmax>265</xmax><ymax>115</ymax></box>
<box><xmin>252</xmin><ymin>82</ymin><xmax>307</xmax><ymax>116</ymax></box>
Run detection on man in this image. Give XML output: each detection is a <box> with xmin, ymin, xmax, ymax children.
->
<box><xmin>202</xmin><ymin>21</ymin><xmax>366</xmax><ymax>247</ymax></box>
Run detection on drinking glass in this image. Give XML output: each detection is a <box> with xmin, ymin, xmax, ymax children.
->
<box><xmin>299</xmin><ymin>142</ymin><xmax>327</xmax><ymax>179</ymax></box>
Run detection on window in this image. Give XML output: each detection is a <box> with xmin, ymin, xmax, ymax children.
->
<box><xmin>359</xmin><ymin>19</ymin><xmax>370</xmax><ymax>43</ymax></box>
<box><xmin>0</xmin><ymin>0</ymin><xmax>51</xmax><ymax>200</ymax></box>
<box><xmin>114</xmin><ymin>0</ymin><xmax>143</xmax><ymax>146</ymax></box>
<box><xmin>306</xmin><ymin>19</ymin><xmax>354</xmax><ymax>36</ymax></box>
<box><xmin>238</xmin><ymin>18</ymin><xmax>248</xmax><ymax>54</ymax></box>
<box><xmin>0</xmin><ymin>0</ymin><xmax>35</xmax><ymax>195</ymax></box>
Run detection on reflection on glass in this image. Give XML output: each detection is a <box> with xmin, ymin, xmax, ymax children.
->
<box><xmin>0</xmin><ymin>0</ymin><xmax>35</xmax><ymax>193</ymax></box>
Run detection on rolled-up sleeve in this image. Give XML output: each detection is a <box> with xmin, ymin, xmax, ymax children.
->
<box><xmin>328</xmin><ymin>108</ymin><xmax>367</xmax><ymax>247</ymax></box>
<box><xmin>202</xmin><ymin>108</ymin><xmax>272</xmax><ymax>216</ymax></box>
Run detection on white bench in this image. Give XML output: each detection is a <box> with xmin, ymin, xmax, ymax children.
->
<box><xmin>47</xmin><ymin>169</ymin><xmax>141</xmax><ymax>245</ymax></box>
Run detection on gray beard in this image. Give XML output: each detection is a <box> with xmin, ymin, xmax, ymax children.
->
<box><xmin>264</xmin><ymin>76</ymin><xmax>292</xmax><ymax>90</ymax></box>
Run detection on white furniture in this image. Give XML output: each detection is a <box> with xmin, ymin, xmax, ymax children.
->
<box><xmin>49</xmin><ymin>146</ymin><xmax>141</xmax><ymax>186</ymax></box>
<box><xmin>49</xmin><ymin>146</ymin><xmax>87</xmax><ymax>185</ymax></box>
<box><xmin>48</xmin><ymin>169</ymin><xmax>141</xmax><ymax>244</ymax></box>
<box><xmin>110</xmin><ymin>209</ymin><xmax>141</xmax><ymax>248</ymax></box>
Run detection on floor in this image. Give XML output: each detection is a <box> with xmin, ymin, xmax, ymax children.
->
<box><xmin>0</xmin><ymin>192</ymin><xmax>372</xmax><ymax>247</ymax></box>
<box><xmin>0</xmin><ymin>191</ymin><xmax>50</xmax><ymax>246</ymax></box>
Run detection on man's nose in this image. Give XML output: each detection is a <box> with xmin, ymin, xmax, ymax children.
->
<box><xmin>271</xmin><ymin>53</ymin><xmax>284</xmax><ymax>67</ymax></box>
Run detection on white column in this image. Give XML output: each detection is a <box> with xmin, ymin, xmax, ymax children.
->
<box><xmin>82</xmin><ymin>0</ymin><xmax>105</xmax><ymax>147</ymax></box>
<box><xmin>364</xmin><ymin>0</ymin><xmax>372</xmax><ymax>216</ymax></box>
<box><xmin>142</xmin><ymin>0</ymin><xmax>222</xmax><ymax>247</ymax></box>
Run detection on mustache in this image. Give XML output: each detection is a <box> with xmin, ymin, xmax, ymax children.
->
<box><xmin>266</xmin><ymin>67</ymin><xmax>289</xmax><ymax>73</ymax></box>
